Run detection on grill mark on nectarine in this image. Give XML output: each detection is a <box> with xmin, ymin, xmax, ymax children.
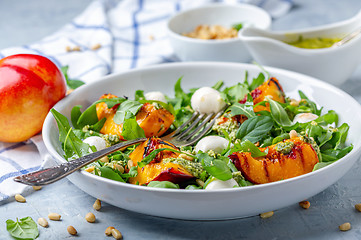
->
<box><xmin>269</xmin><ymin>77</ymin><xmax>284</xmax><ymax>92</ymax></box>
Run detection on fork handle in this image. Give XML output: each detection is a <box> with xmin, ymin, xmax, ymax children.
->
<box><xmin>14</xmin><ymin>138</ymin><xmax>147</xmax><ymax>186</ymax></box>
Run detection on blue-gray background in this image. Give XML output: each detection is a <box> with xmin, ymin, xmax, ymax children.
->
<box><xmin>1</xmin><ymin>0</ymin><xmax>361</xmax><ymax>239</ymax></box>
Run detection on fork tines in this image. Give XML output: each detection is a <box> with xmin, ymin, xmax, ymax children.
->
<box><xmin>163</xmin><ymin>110</ymin><xmax>224</xmax><ymax>147</ymax></box>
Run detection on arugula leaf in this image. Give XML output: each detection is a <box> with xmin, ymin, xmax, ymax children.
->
<box><xmin>315</xmin><ymin>123</ymin><xmax>350</xmax><ymax>151</ymax></box>
<box><xmin>61</xmin><ymin>66</ymin><xmax>85</xmax><ymax>90</ymax></box>
<box><xmin>313</xmin><ymin>161</ymin><xmax>335</xmax><ymax>171</ymax></box>
<box><xmin>185</xmin><ymin>185</ymin><xmax>203</xmax><ymax>190</ymax></box>
<box><xmin>134</xmin><ymin>90</ymin><xmax>145</xmax><ymax>100</ymax></box>
<box><xmin>114</xmin><ymin>100</ymin><xmax>143</xmax><ymax>124</ymax></box>
<box><xmin>236</xmin><ymin>115</ymin><xmax>273</xmax><ymax>143</ymax></box>
<box><xmin>137</xmin><ymin>148</ymin><xmax>187</xmax><ymax>168</ymax></box>
<box><xmin>197</xmin><ymin>153</ymin><xmax>232</xmax><ymax>181</ymax></box>
<box><xmin>305</xmin><ymin>123</ymin><xmax>323</xmax><ymax>142</ymax></box>
<box><xmin>71</xmin><ymin>97</ymin><xmax>126</xmax><ymax>130</ymax></box>
<box><xmin>222</xmin><ymin>83</ymin><xmax>249</xmax><ymax>103</ymax></box>
<box><xmin>232</xmin><ymin>22</ymin><xmax>243</xmax><ymax>31</ymax></box>
<box><xmin>321</xmin><ymin>145</ymin><xmax>353</xmax><ymax>162</ymax></box>
<box><xmin>172</xmin><ymin>107</ymin><xmax>194</xmax><ymax>128</ymax></box>
<box><xmin>70</xmin><ymin>105</ymin><xmax>82</xmax><ymax>129</ymax></box>
<box><xmin>314</xmin><ymin>110</ymin><xmax>338</xmax><ymax>126</ymax></box>
<box><xmin>121</xmin><ymin>118</ymin><xmax>146</xmax><ymax>140</ymax></box>
<box><xmin>231</xmin><ymin>140</ymin><xmax>267</xmax><ymax>158</ymax></box>
<box><xmin>249</xmin><ymin>72</ymin><xmax>265</xmax><ymax>91</ymax></box>
<box><xmin>172</xmin><ymin>77</ymin><xmax>192</xmax><ymax>109</ymax></box>
<box><xmin>50</xmin><ymin>109</ymin><xmax>90</xmax><ymax>159</ymax></box>
<box><xmin>90</xmin><ymin>118</ymin><xmax>106</xmax><ymax>132</ymax></box>
<box><xmin>227</xmin><ymin>94</ymin><xmax>255</xmax><ymax>118</ymax></box>
<box><xmin>98</xmin><ymin>166</ymin><xmax>125</xmax><ymax>182</ymax></box>
<box><xmin>271</xmin><ymin>132</ymin><xmax>290</xmax><ymax>145</ymax></box>
<box><xmin>6</xmin><ymin>216</ymin><xmax>39</xmax><ymax>240</ymax></box>
<box><xmin>148</xmin><ymin>181</ymin><xmax>180</xmax><ymax>189</ymax></box>
<box><xmin>212</xmin><ymin>80</ymin><xmax>224</xmax><ymax>91</ymax></box>
<box><xmin>298</xmin><ymin>90</ymin><xmax>322</xmax><ymax>115</ymax></box>
<box><xmin>334</xmin><ymin>123</ymin><xmax>350</xmax><ymax>149</ymax></box>
<box><xmin>95</xmin><ymin>97</ymin><xmax>126</xmax><ymax>108</ymax></box>
<box><xmin>121</xmin><ymin>166</ymin><xmax>138</xmax><ymax>180</ymax></box>
<box><xmin>76</xmin><ymin>104</ymin><xmax>99</xmax><ymax>129</ymax></box>
<box><xmin>317</xmin><ymin>126</ymin><xmax>334</xmax><ymax>147</ymax></box>
<box><xmin>267</xmin><ymin>97</ymin><xmax>293</xmax><ymax>127</ymax></box>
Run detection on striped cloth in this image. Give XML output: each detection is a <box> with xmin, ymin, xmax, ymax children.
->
<box><xmin>0</xmin><ymin>0</ymin><xmax>292</xmax><ymax>203</ymax></box>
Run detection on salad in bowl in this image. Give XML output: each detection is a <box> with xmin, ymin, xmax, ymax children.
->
<box><xmin>51</xmin><ymin>69</ymin><xmax>352</xmax><ymax>190</ymax></box>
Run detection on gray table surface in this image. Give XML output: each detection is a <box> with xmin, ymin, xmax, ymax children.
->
<box><xmin>1</xmin><ymin>0</ymin><xmax>361</xmax><ymax>239</ymax></box>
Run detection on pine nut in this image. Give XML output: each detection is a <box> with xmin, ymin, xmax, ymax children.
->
<box><xmin>85</xmin><ymin>166</ymin><xmax>95</xmax><ymax>173</ymax></box>
<box><xmin>299</xmin><ymin>200</ymin><xmax>310</xmax><ymax>209</ymax></box>
<box><xmin>72</xmin><ymin>46</ymin><xmax>81</xmax><ymax>51</ymax></box>
<box><xmin>67</xmin><ymin>225</ymin><xmax>77</xmax><ymax>235</ymax></box>
<box><xmin>260</xmin><ymin>211</ymin><xmax>274</xmax><ymax>219</ymax></box>
<box><xmin>100</xmin><ymin>156</ymin><xmax>109</xmax><ymax>163</ymax></box>
<box><xmin>93</xmin><ymin>199</ymin><xmax>101</xmax><ymax>211</ymax></box>
<box><xmin>65</xmin><ymin>46</ymin><xmax>72</xmax><ymax>52</ymax></box>
<box><xmin>32</xmin><ymin>186</ymin><xmax>42</xmax><ymax>191</ymax></box>
<box><xmin>355</xmin><ymin>203</ymin><xmax>361</xmax><ymax>212</ymax></box>
<box><xmin>91</xmin><ymin>43</ymin><xmax>102</xmax><ymax>50</ymax></box>
<box><xmin>111</xmin><ymin>228</ymin><xmax>123</xmax><ymax>239</ymax></box>
<box><xmin>66</xmin><ymin>89</ymin><xmax>74</xmax><ymax>95</ymax></box>
<box><xmin>114</xmin><ymin>164</ymin><xmax>124</xmax><ymax>173</ymax></box>
<box><xmin>127</xmin><ymin>160</ymin><xmax>134</xmax><ymax>169</ymax></box>
<box><xmin>15</xmin><ymin>194</ymin><xmax>26</xmax><ymax>203</ymax></box>
<box><xmin>85</xmin><ymin>212</ymin><xmax>96</xmax><ymax>223</ymax></box>
<box><xmin>339</xmin><ymin>222</ymin><xmax>351</xmax><ymax>231</ymax></box>
<box><xmin>196</xmin><ymin>179</ymin><xmax>205</xmax><ymax>187</ymax></box>
<box><xmin>290</xmin><ymin>99</ymin><xmax>299</xmax><ymax>107</ymax></box>
<box><xmin>105</xmin><ymin>226</ymin><xmax>115</xmax><ymax>236</ymax></box>
<box><xmin>37</xmin><ymin>218</ymin><xmax>48</xmax><ymax>228</ymax></box>
<box><xmin>179</xmin><ymin>153</ymin><xmax>194</xmax><ymax>161</ymax></box>
<box><xmin>48</xmin><ymin>213</ymin><xmax>61</xmax><ymax>221</ymax></box>
<box><xmin>289</xmin><ymin>130</ymin><xmax>298</xmax><ymax>138</ymax></box>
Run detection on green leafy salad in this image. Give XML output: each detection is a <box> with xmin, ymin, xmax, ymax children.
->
<box><xmin>51</xmin><ymin>70</ymin><xmax>353</xmax><ymax>190</ymax></box>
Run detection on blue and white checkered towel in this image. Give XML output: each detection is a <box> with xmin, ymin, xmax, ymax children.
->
<box><xmin>0</xmin><ymin>0</ymin><xmax>292</xmax><ymax>203</ymax></box>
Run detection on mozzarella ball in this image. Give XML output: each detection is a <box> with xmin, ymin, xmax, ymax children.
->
<box><xmin>144</xmin><ymin>91</ymin><xmax>167</xmax><ymax>103</ymax></box>
<box><xmin>205</xmin><ymin>178</ymin><xmax>238</xmax><ymax>190</ymax></box>
<box><xmin>293</xmin><ymin>113</ymin><xmax>319</xmax><ymax>124</ymax></box>
<box><xmin>83</xmin><ymin>136</ymin><xmax>107</xmax><ymax>152</ymax></box>
<box><xmin>191</xmin><ymin>87</ymin><xmax>226</xmax><ymax>114</ymax></box>
<box><xmin>195</xmin><ymin>136</ymin><xmax>229</xmax><ymax>154</ymax></box>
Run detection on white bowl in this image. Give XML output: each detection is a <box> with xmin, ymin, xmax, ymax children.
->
<box><xmin>167</xmin><ymin>4</ymin><xmax>271</xmax><ymax>62</ymax></box>
<box><xmin>238</xmin><ymin>10</ymin><xmax>361</xmax><ymax>86</ymax></box>
<box><xmin>43</xmin><ymin>62</ymin><xmax>361</xmax><ymax>220</ymax></box>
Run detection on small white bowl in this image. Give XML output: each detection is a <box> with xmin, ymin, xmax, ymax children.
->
<box><xmin>238</xmin><ymin>10</ymin><xmax>361</xmax><ymax>86</ymax></box>
<box><xmin>167</xmin><ymin>4</ymin><xmax>271</xmax><ymax>62</ymax></box>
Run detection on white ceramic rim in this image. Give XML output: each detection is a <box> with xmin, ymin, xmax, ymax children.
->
<box><xmin>167</xmin><ymin>3</ymin><xmax>272</xmax><ymax>45</ymax></box>
<box><xmin>238</xmin><ymin>9</ymin><xmax>361</xmax><ymax>54</ymax></box>
<box><xmin>43</xmin><ymin>62</ymin><xmax>361</xmax><ymax>195</ymax></box>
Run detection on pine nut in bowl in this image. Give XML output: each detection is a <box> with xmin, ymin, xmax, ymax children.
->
<box><xmin>238</xmin><ymin>9</ymin><xmax>361</xmax><ymax>86</ymax></box>
<box><xmin>167</xmin><ymin>4</ymin><xmax>271</xmax><ymax>62</ymax></box>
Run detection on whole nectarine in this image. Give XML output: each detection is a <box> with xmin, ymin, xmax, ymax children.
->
<box><xmin>0</xmin><ymin>54</ymin><xmax>67</xmax><ymax>142</ymax></box>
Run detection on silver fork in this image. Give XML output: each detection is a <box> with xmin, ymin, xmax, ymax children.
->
<box><xmin>13</xmin><ymin>110</ymin><xmax>224</xmax><ymax>186</ymax></box>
